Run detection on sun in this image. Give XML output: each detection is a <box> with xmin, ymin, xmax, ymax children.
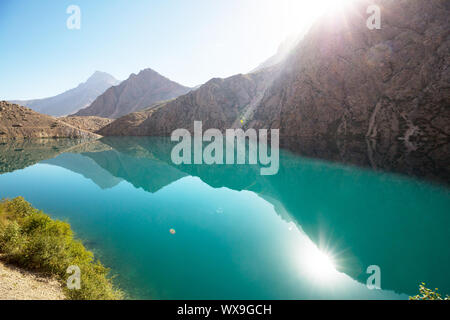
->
<box><xmin>318</xmin><ymin>0</ymin><xmax>353</xmax><ymax>11</ymax></box>
<box><xmin>280</xmin><ymin>0</ymin><xmax>353</xmax><ymax>36</ymax></box>
<box><xmin>299</xmin><ymin>0</ymin><xmax>352</xmax><ymax>13</ymax></box>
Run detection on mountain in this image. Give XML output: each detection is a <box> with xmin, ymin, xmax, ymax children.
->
<box><xmin>98</xmin><ymin>68</ymin><xmax>277</xmax><ymax>136</ymax></box>
<box><xmin>12</xmin><ymin>71</ymin><xmax>120</xmax><ymax>117</ymax></box>
<box><xmin>58</xmin><ymin>116</ymin><xmax>113</xmax><ymax>132</ymax></box>
<box><xmin>252</xmin><ymin>0</ymin><xmax>450</xmax><ymax>142</ymax></box>
<box><xmin>0</xmin><ymin>101</ymin><xmax>100</xmax><ymax>139</ymax></box>
<box><xmin>100</xmin><ymin>0</ymin><xmax>449</xmax><ymax>149</ymax></box>
<box><xmin>74</xmin><ymin>68</ymin><xmax>192</xmax><ymax>119</ymax></box>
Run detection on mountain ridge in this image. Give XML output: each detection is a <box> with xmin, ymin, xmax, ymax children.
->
<box><xmin>11</xmin><ymin>71</ymin><xmax>120</xmax><ymax>117</ymax></box>
<box><xmin>98</xmin><ymin>68</ymin><xmax>278</xmax><ymax>136</ymax></box>
<box><xmin>100</xmin><ymin>0</ymin><xmax>449</xmax><ymax>150</ymax></box>
<box><xmin>0</xmin><ymin>101</ymin><xmax>101</xmax><ymax>140</ymax></box>
<box><xmin>74</xmin><ymin>68</ymin><xmax>192</xmax><ymax>119</ymax></box>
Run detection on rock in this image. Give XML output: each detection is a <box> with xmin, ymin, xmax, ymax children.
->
<box><xmin>0</xmin><ymin>101</ymin><xmax>101</xmax><ymax>140</ymax></box>
<box><xmin>253</xmin><ymin>0</ymin><xmax>449</xmax><ymax>143</ymax></box>
<box><xmin>99</xmin><ymin>68</ymin><xmax>277</xmax><ymax>135</ymax></box>
<box><xmin>74</xmin><ymin>68</ymin><xmax>192</xmax><ymax>119</ymax></box>
<box><xmin>58</xmin><ymin>116</ymin><xmax>113</xmax><ymax>133</ymax></box>
<box><xmin>101</xmin><ymin>0</ymin><xmax>449</xmax><ymax>148</ymax></box>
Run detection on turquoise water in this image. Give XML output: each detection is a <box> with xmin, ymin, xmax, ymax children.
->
<box><xmin>0</xmin><ymin>137</ymin><xmax>448</xmax><ymax>299</ymax></box>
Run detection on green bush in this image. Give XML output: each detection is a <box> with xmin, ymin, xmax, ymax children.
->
<box><xmin>410</xmin><ymin>283</ymin><xmax>449</xmax><ymax>300</ymax></box>
<box><xmin>0</xmin><ymin>221</ymin><xmax>25</xmax><ymax>255</ymax></box>
<box><xmin>0</xmin><ymin>197</ymin><xmax>123</xmax><ymax>300</ymax></box>
<box><xmin>4</xmin><ymin>196</ymin><xmax>38</xmax><ymax>218</ymax></box>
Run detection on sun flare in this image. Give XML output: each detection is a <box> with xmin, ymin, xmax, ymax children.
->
<box><xmin>279</xmin><ymin>0</ymin><xmax>353</xmax><ymax>37</ymax></box>
<box><xmin>302</xmin><ymin>246</ymin><xmax>337</xmax><ymax>281</ymax></box>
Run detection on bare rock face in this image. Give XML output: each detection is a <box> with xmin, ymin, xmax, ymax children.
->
<box><xmin>98</xmin><ymin>109</ymin><xmax>152</xmax><ymax>136</ymax></box>
<box><xmin>74</xmin><ymin>68</ymin><xmax>191</xmax><ymax>119</ymax></box>
<box><xmin>99</xmin><ymin>69</ymin><xmax>276</xmax><ymax>136</ymax></box>
<box><xmin>102</xmin><ymin>0</ymin><xmax>449</xmax><ymax>149</ymax></box>
<box><xmin>253</xmin><ymin>0</ymin><xmax>450</xmax><ymax>144</ymax></box>
<box><xmin>0</xmin><ymin>101</ymin><xmax>101</xmax><ymax>140</ymax></box>
<box><xmin>58</xmin><ymin>116</ymin><xmax>113</xmax><ymax>133</ymax></box>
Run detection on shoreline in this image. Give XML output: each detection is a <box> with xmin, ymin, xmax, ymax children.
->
<box><xmin>0</xmin><ymin>197</ymin><xmax>123</xmax><ymax>300</ymax></box>
<box><xmin>0</xmin><ymin>257</ymin><xmax>65</xmax><ymax>300</ymax></box>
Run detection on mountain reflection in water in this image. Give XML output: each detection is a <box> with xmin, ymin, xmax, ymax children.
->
<box><xmin>0</xmin><ymin>137</ymin><xmax>448</xmax><ymax>299</ymax></box>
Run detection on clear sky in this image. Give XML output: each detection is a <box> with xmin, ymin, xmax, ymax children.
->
<box><xmin>0</xmin><ymin>0</ymin><xmax>337</xmax><ymax>100</ymax></box>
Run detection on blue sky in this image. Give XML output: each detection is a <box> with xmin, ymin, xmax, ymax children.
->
<box><xmin>0</xmin><ymin>0</ymin><xmax>328</xmax><ymax>100</ymax></box>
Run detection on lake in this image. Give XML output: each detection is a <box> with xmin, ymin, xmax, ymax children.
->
<box><xmin>0</xmin><ymin>137</ymin><xmax>448</xmax><ymax>299</ymax></box>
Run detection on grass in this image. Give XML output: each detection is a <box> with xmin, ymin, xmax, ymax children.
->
<box><xmin>0</xmin><ymin>197</ymin><xmax>123</xmax><ymax>300</ymax></box>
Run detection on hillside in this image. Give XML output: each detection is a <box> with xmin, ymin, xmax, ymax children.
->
<box><xmin>252</xmin><ymin>0</ymin><xmax>449</xmax><ymax>143</ymax></box>
<box><xmin>59</xmin><ymin>116</ymin><xmax>113</xmax><ymax>133</ymax></box>
<box><xmin>11</xmin><ymin>71</ymin><xmax>120</xmax><ymax>117</ymax></box>
<box><xmin>100</xmin><ymin>0</ymin><xmax>449</xmax><ymax>148</ymax></box>
<box><xmin>74</xmin><ymin>68</ymin><xmax>191</xmax><ymax>119</ymax></box>
<box><xmin>0</xmin><ymin>101</ymin><xmax>100</xmax><ymax>140</ymax></box>
<box><xmin>99</xmin><ymin>69</ymin><xmax>276</xmax><ymax>135</ymax></box>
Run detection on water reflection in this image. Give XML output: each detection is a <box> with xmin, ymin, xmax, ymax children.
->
<box><xmin>281</xmin><ymin>136</ymin><xmax>449</xmax><ymax>185</ymax></box>
<box><xmin>0</xmin><ymin>138</ymin><xmax>86</xmax><ymax>174</ymax></box>
<box><xmin>0</xmin><ymin>137</ymin><xmax>448</xmax><ymax>299</ymax></box>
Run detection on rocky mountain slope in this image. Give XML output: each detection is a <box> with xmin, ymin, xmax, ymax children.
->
<box><xmin>100</xmin><ymin>0</ymin><xmax>449</xmax><ymax>148</ymax></box>
<box><xmin>74</xmin><ymin>68</ymin><xmax>191</xmax><ymax>119</ymax></box>
<box><xmin>252</xmin><ymin>0</ymin><xmax>449</xmax><ymax>142</ymax></box>
<box><xmin>99</xmin><ymin>68</ymin><xmax>277</xmax><ymax>135</ymax></box>
<box><xmin>0</xmin><ymin>101</ymin><xmax>100</xmax><ymax>140</ymax></box>
<box><xmin>59</xmin><ymin>116</ymin><xmax>113</xmax><ymax>132</ymax></box>
<box><xmin>12</xmin><ymin>71</ymin><xmax>120</xmax><ymax>117</ymax></box>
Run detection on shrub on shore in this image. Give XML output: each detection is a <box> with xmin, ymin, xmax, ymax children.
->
<box><xmin>410</xmin><ymin>283</ymin><xmax>449</xmax><ymax>300</ymax></box>
<box><xmin>0</xmin><ymin>197</ymin><xmax>123</xmax><ymax>300</ymax></box>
